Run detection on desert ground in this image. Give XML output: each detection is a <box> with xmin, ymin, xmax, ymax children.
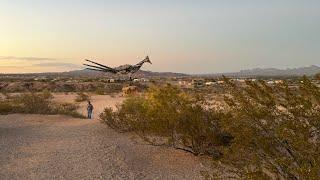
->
<box><xmin>0</xmin><ymin>94</ymin><xmax>204</xmax><ymax>180</ymax></box>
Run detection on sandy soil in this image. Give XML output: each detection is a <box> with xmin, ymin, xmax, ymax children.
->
<box><xmin>0</xmin><ymin>94</ymin><xmax>204</xmax><ymax>180</ymax></box>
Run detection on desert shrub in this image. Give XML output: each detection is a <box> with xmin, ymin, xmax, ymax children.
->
<box><xmin>315</xmin><ymin>73</ymin><xmax>320</xmax><ymax>80</ymax></box>
<box><xmin>2</xmin><ymin>91</ymin><xmax>86</xmax><ymax>118</ymax></box>
<box><xmin>75</xmin><ymin>92</ymin><xmax>90</xmax><ymax>102</ymax></box>
<box><xmin>100</xmin><ymin>107</ymin><xmax>119</xmax><ymax>129</ymax></box>
<box><xmin>219</xmin><ymin>76</ymin><xmax>320</xmax><ymax>179</ymax></box>
<box><xmin>101</xmin><ymin>77</ymin><xmax>320</xmax><ymax>179</ymax></box>
<box><xmin>0</xmin><ymin>92</ymin><xmax>9</xmax><ymax>99</ymax></box>
<box><xmin>42</xmin><ymin>89</ymin><xmax>54</xmax><ymax>99</ymax></box>
<box><xmin>103</xmin><ymin>83</ymin><xmax>123</xmax><ymax>94</ymax></box>
<box><xmin>94</xmin><ymin>88</ymin><xmax>105</xmax><ymax>95</ymax></box>
<box><xmin>54</xmin><ymin>103</ymin><xmax>86</xmax><ymax>118</ymax></box>
<box><xmin>14</xmin><ymin>92</ymin><xmax>53</xmax><ymax>114</ymax></box>
<box><xmin>100</xmin><ymin>85</ymin><xmax>231</xmax><ymax>156</ymax></box>
<box><xmin>62</xmin><ymin>84</ymin><xmax>76</xmax><ymax>92</ymax></box>
<box><xmin>0</xmin><ymin>101</ymin><xmax>14</xmax><ymax>114</ymax></box>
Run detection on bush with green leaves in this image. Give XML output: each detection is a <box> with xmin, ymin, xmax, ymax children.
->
<box><xmin>100</xmin><ymin>84</ymin><xmax>232</xmax><ymax>156</ymax></box>
<box><xmin>100</xmin><ymin>77</ymin><xmax>320</xmax><ymax>179</ymax></box>
<box><xmin>220</xmin><ymin>76</ymin><xmax>320</xmax><ymax>179</ymax></box>
<box><xmin>14</xmin><ymin>92</ymin><xmax>53</xmax><ymax>114</ymax></box>
<box><xmin>0</xmin><ymin>91</ymin><xmax>85</xmax><ymax>118</ymax></box>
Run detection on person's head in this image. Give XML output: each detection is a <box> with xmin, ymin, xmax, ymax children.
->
<box><xmin>143</xmin><ymin>56</ymin><xmax>152</xmax><ymax>64</ymax></box>
<box><xmin>88</xmin><ymin>100</ymin><xmax>91</xmax><ymax>105</ymax></box>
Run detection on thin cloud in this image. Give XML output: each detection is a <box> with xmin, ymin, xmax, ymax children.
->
<box><xmin>0</xmin><ymin>56</ymin><xmax>56</xmax><ymax>61</ymax></box>
<box><xmin>34</xmin><ymin>62</ymin><xmax>82</xmax><ymax>69</ymax></box>
<box><xmin>0</xmin><ymin>65</ymin><xmax>30</xmax><ymax>68</ymax></box>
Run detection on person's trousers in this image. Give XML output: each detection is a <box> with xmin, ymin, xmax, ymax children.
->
<box><xmin>87</xmin><ymin>111</ymin><xmax>93</xmax><ymax>119</ymax></box>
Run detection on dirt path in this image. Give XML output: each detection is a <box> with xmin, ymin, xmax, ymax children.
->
<box><xmin>0</xmin><ymin>114</ymin><xmax>204</xmax><ymax>179</ymax></box>
<box><xmin>52</xmin><ymin>93</ymin><xmax>125</xmax><ymax>119</ymax></box>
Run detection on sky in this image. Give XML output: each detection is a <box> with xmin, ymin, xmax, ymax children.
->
<box><xmin>0</xmin><ymin>0</ymin><xmax>319</xmax><ymax>74</ymax></box>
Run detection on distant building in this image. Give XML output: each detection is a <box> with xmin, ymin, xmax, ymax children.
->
<box><xmin>34</xmin><ymin>76</ymin><xmax>48</xmax><ymax>81</ymax></box>
<box><xmin>133</xmin><ymin>78</ymin><xmax>149</xmax><ymax>82</ymax></box>
<box><xmin>205</xmin><ymin>82</ymin><xmax>216</xmax><ymax>86</ymax></box>
<box><xmin>141</xmin><ymin>78</ymin><xmax>149</xmax><ymax>82</ymax></box>
<box><xmin>192</xmin><ymin>79</ymin><xmax>205</xmax><ymax>87</ymax></box>
<box><xmin>178</xmin><ymin>81</ymin><xmax>188</xmax><ymax>85</ymax></box>
<box><xmin>275</xmin><ymin>80</ymin><xmax>284</xmax><ymax>84</ymax></box>
<box><xmin>236</xmin><ymin>79</ymin><xmax>246</xmax><ymax>83</ymax></box>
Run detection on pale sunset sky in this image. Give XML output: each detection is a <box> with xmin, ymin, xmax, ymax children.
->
<box><xmin>0</xmin><ymin>0</ymin><xmax>319</xmax><ymax>74</ymax></box>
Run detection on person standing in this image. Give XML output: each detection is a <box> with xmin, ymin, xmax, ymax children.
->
<box><xmin>87</xmin><ymin>101</ymin><xmax>94</xmax><ymax>119</ymax></box>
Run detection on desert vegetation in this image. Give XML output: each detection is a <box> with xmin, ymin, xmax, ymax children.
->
<box><xmin>75</xmin><ymin>92</ymin><xmax>91</xmax><ymax>102</ymax></box>
<box><xmin>0</xmin><ymin>77</ymin><xmax>151</xmax><ymax>95</ymax></box>
<box><xmin>0</xmin><ymin>91</ymin><xmax>85</xmax><ymax>118</ymax></box>
<box><xmin>100</xmin><ymin>76</ymin><xmax>320</xmax><ymax>179</ymax></box>
<box><xmin>101</xmin><ymin>84</ymin><xmax>232</xmax><ymax>156</ymax></box>
<box><xmin>0</xmin><ymin>80</ymin><xmax>124</xmax><ymax>93</ymax></box>
<box><xmin>316</xmin><ymin>72</ymin><xmax>320</xmax><ymax>80</ymax></box>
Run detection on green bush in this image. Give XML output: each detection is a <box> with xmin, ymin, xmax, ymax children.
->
<box><xmin>100</xmin><ymin>77</ymin><xmax>320</xmax><ymax>179</ymax></box>
<box><xmin>220</xmin><ymin>76</ymin><xmax>320</xmax><ymax>179</ymax></box>
<box><xmin>14</xmin><ymin>92</ymin><xmax>53</xmax><ymax>114</ymax></box>
<box><xmin>0</xmin><ymin>91</ymin><xmax>85</xmax><ymax>118</ymax></box>
<box><xmin>100</xmin><ymin>85</ymin><xmax>231</xmax><ymax>156</ymax></box>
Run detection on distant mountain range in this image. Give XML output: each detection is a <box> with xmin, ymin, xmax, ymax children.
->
<box><xmin>1</xmin><ymin>65</ymin><xmax>319</xmax><ymax>78</ymax></box>
<box><xmin>61</xmin><ymin>69</ymin><xmax>188</xmax><ymax>78</ymax></box>
<box><xmin>66</xmin><ymin>65</ymin><xmax>320</xmax><ymax>77</ymax></box>
<box><xmin>0</xmin><ymin>69</ymin><xmax>188</xmax><ymax>78</ymax></box>
<box><xmin>211</xmin><ymin>65</ymin><xmax>320</xmax><ymax>77</ymax></box>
